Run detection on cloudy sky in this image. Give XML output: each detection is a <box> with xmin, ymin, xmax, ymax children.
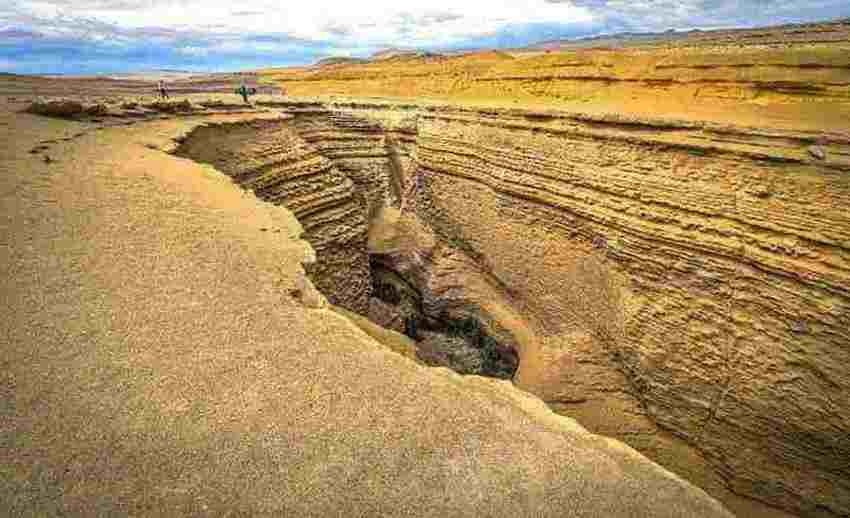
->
<box><xmin>1</xmin><ymin>0</ymin><xmax>848</xmax><ymax>74</ymax></box>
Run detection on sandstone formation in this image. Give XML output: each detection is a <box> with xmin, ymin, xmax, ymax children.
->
<box><xmin>1</xmin><ymin>96</ymin><xmax>735</xmax><ymax>517</ymax></box>
<box><xmin>4</xmin><ymin>18</ymin><xmax>850</xmax><ymax>518</ymax></box>
<box><xmin>172</xmin><ymin>117</ymin><xmax>373</xmax><ymax>313</ymax></box>
<box><xmin>173</xmin><ymin>91</ymin><xmax>850</xmax><ymax>517</ymax></box>
<box><xmin>263</xmin><ymin>19</ymin><xmax>850</xmax><ymax>131</ymax></box>
<box><xmin>245</xmin><ymin>23</ymin><xmax>850</xmax><ymax>517</ymax></box>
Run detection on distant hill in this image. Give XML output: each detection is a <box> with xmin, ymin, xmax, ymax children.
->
<box><xmin>525</xmin><ymin>17</ymin><xmax>850</xmax><ymax>51</ymax></box>
<box><xmin>370</xmin><ymin>48</ymin><xmax>409</xmax><ymax>60</ymax></box>
<box><xmin>528</xmin><ymin>29</ymin><xmax>697</xmax><ymax>51</ymax></box>
<box><xmin>370</xmin><ymin>49</ymin><xmax>443</xmax><ymax>61</ymax></box>
<box><xmin>315</xmin><ymin>57</ymin><xmax>369</xmax><ymax>67</ymax></box>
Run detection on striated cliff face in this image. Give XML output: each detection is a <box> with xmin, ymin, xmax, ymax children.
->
<box><xmin>262</xmin><ymin>19</ymin><xmax>850</xmax><ymax>132</ymax></box>
<box><xmin>176</xmin><ymin>99</ymin><xmax>850</xmax><ymax>517</ymax></box>
<box><xmin>398</xmin><ymin>109</ymin><xmax>850</xmax><ymax>518</ymax></box>
<box><xmin>0</xmin><ymin>100</ymin><xmax>739</xmax><ymax>518</ymax></box>
<box><xmin>172</xmin><ymin>117</ymin><xmax>373</xmax><ymax>313</ymax></box>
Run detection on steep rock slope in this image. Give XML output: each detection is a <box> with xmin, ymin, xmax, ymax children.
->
<box><xmin>402</xmin><ymin>109</ymin><xmax>850</xmax><ymax>518</ymax></box>
<box><xmin>172</xmin><ymin>117</ymin><xmax>373</xmax><ymax>313</ymax></box>
<box><xmin>1</xmin><ymin>101</ymin><xmax>735</xmax><ymax>518</ymax></box>
<box><xmin>238</xmin><ymin>102</ymin><xmax>850</xmax><ymax>518</ymax></box>
<box><xmin>261</xmin><ymin>20</ymin><xmax>850</xmax><ymax>137</ymax></box>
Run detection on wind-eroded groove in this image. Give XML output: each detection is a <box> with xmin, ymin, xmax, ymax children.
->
<box><xmin>298</xmin><ymin>134</ymin><xmax>387</xmax><ymax>145</ymax></box>
<box><xmin>235</xmin><ymin>150</ymin><xmax>328</xmax><ymax>185</ymax></box>
<box><xmin>419</xmin><ymin>138</ymin><xmax>850</xmax><ymax>247</ymax></box>
<box><xmin>417</xmin><ymin>144</ymin><xmax>850</xmax><ymax>300</ymax></box>
<box><xmin>418</xmin><ymin>112</ymin><xmax>850</xmax><ymax>171</ymax></box>
<box><xmin>291</xmin><ymin>195</ymin><xmax>361</xmax><ymax>227</ymax></box>
<box><xmin>314</xmin><ymin>151</ymin><xmax>393</xmax><ymax>161</ymax></box>
<box><xmin>249</xmin><ymin>167</ymin><xmax>337</xmax><ymax>200</ymax></box>
<box><xmin>655</xmin><ymin>63</ymin><xmax>850</xmax><ymax>71</ymax></box>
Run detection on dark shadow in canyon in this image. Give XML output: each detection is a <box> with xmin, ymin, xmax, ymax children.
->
<box><xmin>171</xmin><ymin>114</ymin><xmax>519</xmax><ymax>382</ymax></box>
<box><xmin>170</xmin><ymin>105</ymin><xmax>845</xmax><ymax>518</ymax></box>
<box><xmin>370</xmin><ymin>256</ymin><xmax>518</xmax><ymax>379</ymax></box>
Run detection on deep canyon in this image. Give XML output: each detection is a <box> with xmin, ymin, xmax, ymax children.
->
<box><xmin>3</xmin><ymin>18</ymin><xmax>850</xmax><ymax>518</ymax></box>
<box><xmin>174</xmin><ymin>97</ymin><xmax>850</xmax><ymax>518</ymax></box>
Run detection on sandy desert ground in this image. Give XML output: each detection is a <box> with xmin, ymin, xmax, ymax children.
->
<box><xmin>2</xmin><ymin>18</ymin><xmax>850</xmax><ymax>518</ymax></box>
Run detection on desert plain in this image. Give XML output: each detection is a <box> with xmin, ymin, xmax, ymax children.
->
<box><xmin>2</xmin><ymin>18</ymin><xmax>850</xmax><ymax>518</ymax></box>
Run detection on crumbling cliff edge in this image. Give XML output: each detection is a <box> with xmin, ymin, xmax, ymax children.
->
<box><xmin>174</xmin><ymin>98</ymin><xmax>850</xmax><ymax>518</ymax></box>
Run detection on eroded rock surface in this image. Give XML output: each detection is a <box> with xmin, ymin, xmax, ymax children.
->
<box><xmin>2</xmin><ymin>99</ymin><xmax>735</xmax><ymax>518</ymax></box>
<box><xmin>173</xmin><ymin>118</ymin><xmax>373</xmax><ymax>313</ymax></box>
<box><xmin>390</xmin><ymin>107</ymin><xmax>850</xmax><ymax>518</ymax></box>
<box><xmin>176</xmin><ymin>101</ymin><xmax>850</xmax><ymax>517</ymax></box>
<box><xmin>15</xmin><ymin>29</ymin><xmax>848</xmax><ymax>513</ymax></box>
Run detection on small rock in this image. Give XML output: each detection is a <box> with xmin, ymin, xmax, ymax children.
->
<box><xmin>260</xmin><ymin>227</ymin><xmax>268</xmax><ymax>232</ymax></box>
<box><xmin>26</xmin><ymin>98</ymin><xmax>84</xmax><ymax>118</ymax></box>
<box><xmin>43</xmin><ymin>155</ymin><xmax>53</xmax><ymax>164</ymax></box>
<box><xmin>84</xmin><ymin>103</ymin><xmax>109</xmax><ymax>116</ymax></box>
<box><xmin>789</xmin><ymin>320</ymin><xmax>809</xmax><ymax>334</ymax></box>
<box><xmin>294</xmin><ymin>273</ymin><xmax>326</xmax><ymax>309</ymax></box>
<box><xmin>808</xmin><ymin>145</ymin><xmax>826</xmax><ymax>160</ymax></box>
<box><xmin>749</xmin><ymin>185</ymin><xmax>772</xmax><ymax>199</ymax></box>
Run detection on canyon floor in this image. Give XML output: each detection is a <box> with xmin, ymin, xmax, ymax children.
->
<box><xmin>2</xmin><ymin>19</ymin><xmax>850</xmax><ymax>518</ymax></box>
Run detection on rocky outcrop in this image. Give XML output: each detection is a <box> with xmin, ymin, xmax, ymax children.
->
<box><xmin>0</xmin><ymin>106</ymin><xmax>736</xmax><ymax>518</ymax></box>
<box><xmin>173</xmin><ymin>118</ymin><xmax>373</xmax><ymax>313</ymax></box>
<box><xmin>25</xmin><ymin>97</ymin><xmax>234</xmax><ymax>120</ymax></box>
<box><xmin>25</xmin><ymin>98</ymin><xmax>87</xmax><ymax>117</ymax></box>
<box><xmin>204</xmin><ymin>101</ymin><xmax>845</xmax><ymax>518</ymax></box>
<box><xmin>264</xmin><ymin>20</ymin><xmax>850</xmax><ymax>119</ymax></box>
<box><xmin>172</xmin><ymin>98</ymin><xmax>850</xmax><ymax>517</ymax></box>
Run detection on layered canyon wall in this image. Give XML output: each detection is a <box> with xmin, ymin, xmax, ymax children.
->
<box><xmin>173</xmin><ymin>24</ymin><xmax>850</xmax><ymax>515</ymax></box>
<box><xmin>175</xmin><ymin>101</ymin><xmax>850</xmax><ymax>517</ymax></box>
<box><xmin>399</xmin><ymin>108</ymin><xmax>850</xmax><ymax>518</ymax></box>
<box><xmin>262</xmin><ymin>19</ymin><xmax>850</xmax><ymax>131</ymax></box>
<box><xmin>251</xmin><ymin>25</ymin><xmax>850</xmax><ymax>515</ymax></box>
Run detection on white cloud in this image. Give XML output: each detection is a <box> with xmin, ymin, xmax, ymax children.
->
<box><xmin>4</xmin><ymin>0</ymin><xmax>849</xmax><ymax>74</ymax></box>
<box><xmin>10</xmin><ymin>0</ymin><xmax>595</xmax><ymax>46</ymax></box>
<box><xmin>177</xmin><ymin>45</ymin><xmax>208</xmax><ymax>57</ymax></box>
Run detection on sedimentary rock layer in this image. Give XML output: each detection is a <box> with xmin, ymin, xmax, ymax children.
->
<box><xmin>262</xmin><ymin>19</ymin><xmax>850</xmax><ymax>128</ymax></box>
<box><xmin>170</xmin><ymin>96</ymin><xmax>849</xmax><ymax>517</ymax></box>
<box><xmin>219</xmin><ymin>101</ymin><xmax>849</xmax><ymax>518</ymax></box>
<box><xmin>173</xmin><ymin>118</ymin><xmax>374</xmax><ymax>313</ymax></box>
<box><xmin>0</xmin><ymin>104</ymin><xmax>736</xmax><ymax>518</ymax></box>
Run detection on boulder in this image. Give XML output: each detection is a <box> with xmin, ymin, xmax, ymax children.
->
<box><xmin>84</xmin><ymin>103</ymin><xmax>109</xmax><ymax>116</ymax></box>
<box><xmin>25</xmin><ymin>98</ymin><xmax>84</xmax><ymax>118</ymax></box>
<box><xmin>808</xmin><ymin>145</ymin><xmax>827</xmax><ymax>160</ymax></box>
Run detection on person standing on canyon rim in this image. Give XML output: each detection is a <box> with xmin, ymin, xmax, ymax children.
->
<box><xmin>237</xmin><ymin>78</ymin><xmax>252</xmax><ymax>104</ymax></box>
<box><xmin>158</xmin><ymin>80</ymin><xmax>169</xmax><ymax>99</ymax></box>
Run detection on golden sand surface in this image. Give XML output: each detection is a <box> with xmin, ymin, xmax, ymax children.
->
<box><xmin>2</xmin><ymin>19</ymin><xmax>849</xmax><ymax>518</ymax></box>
